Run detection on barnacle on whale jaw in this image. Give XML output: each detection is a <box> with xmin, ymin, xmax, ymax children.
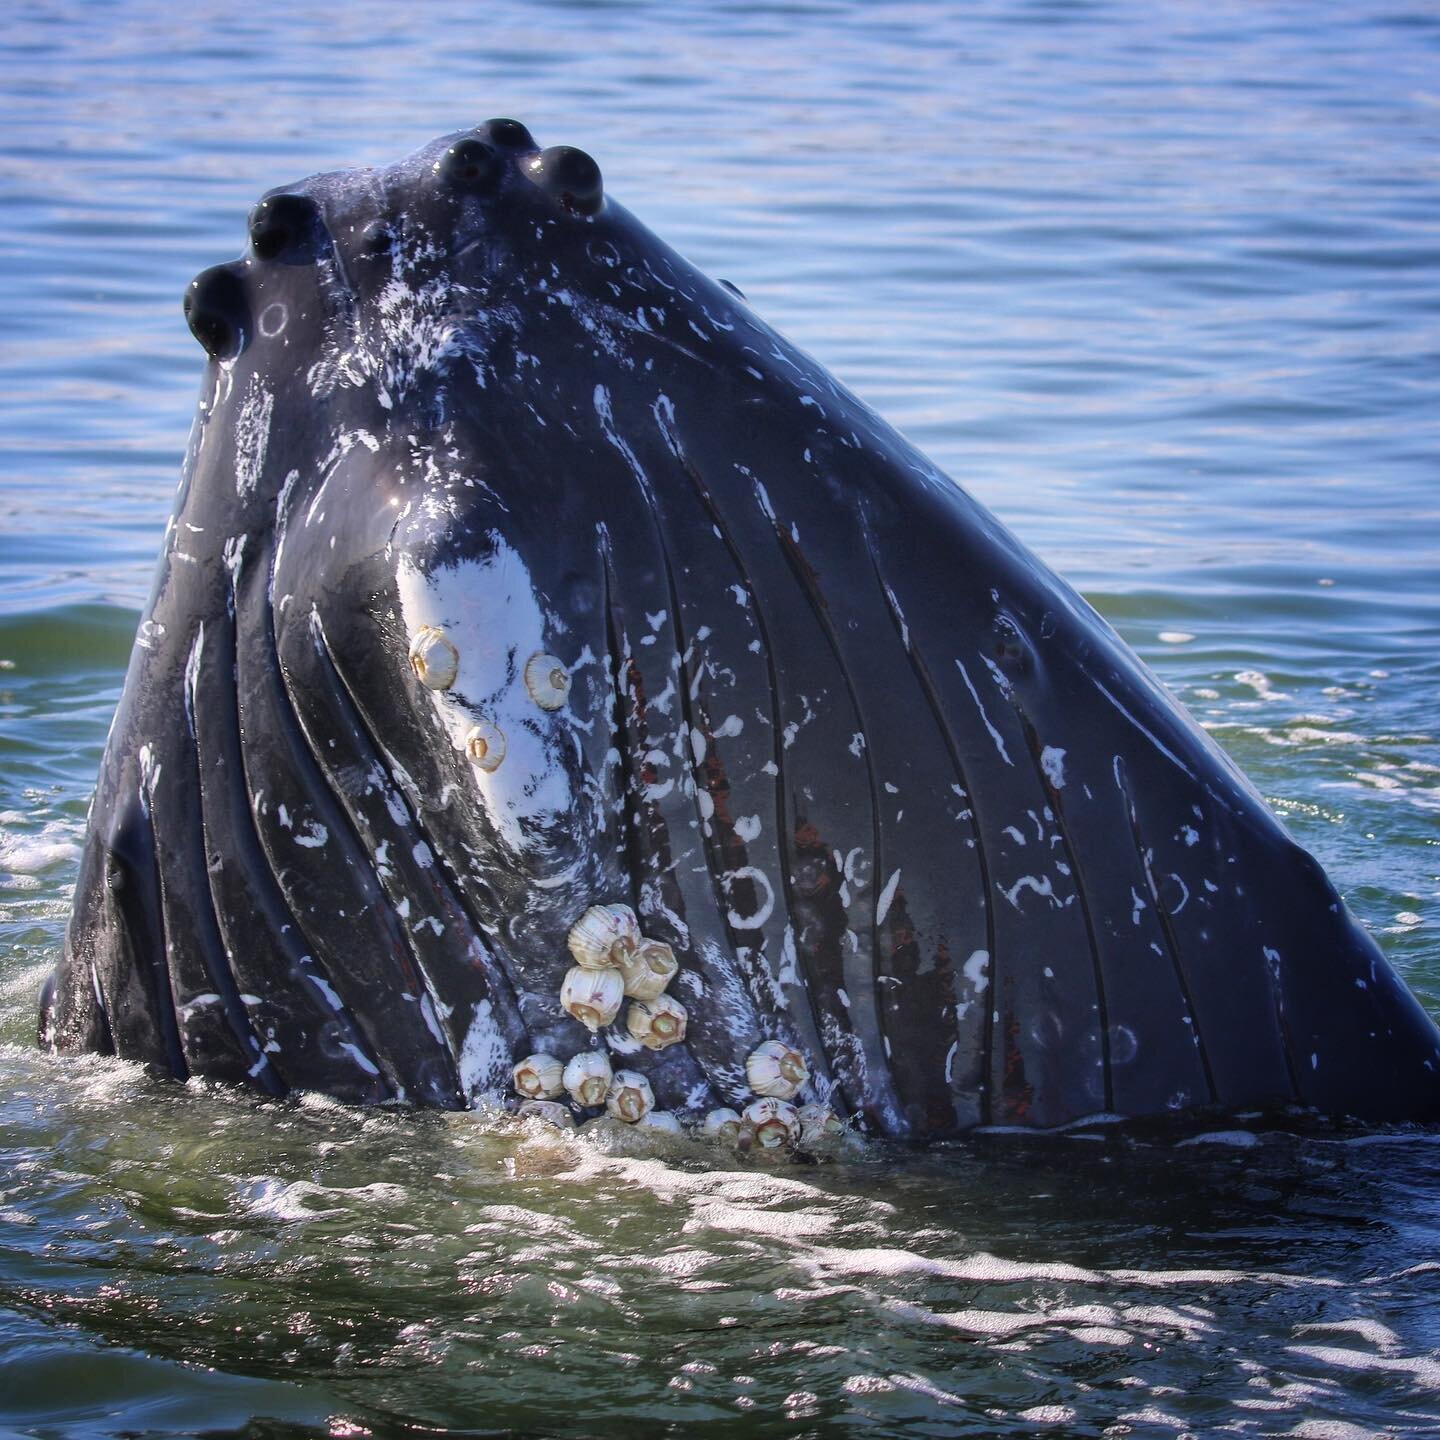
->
<box><xmin>563</xmin><ymin>1051</ymin><xmax>612</xmax><ymax>1109</ymax></box>
<box><xmin>567</xmin><ymin>904</ymin><xmax>639</xmax><ymax>970</ymax></box>
<box><xmin>606</xmin><ymin>1071</ymin><xmax>654</xmax><ymax>1124</ymax></box>
<box><xmin>512</xmin><ymin>1053</ymin><xmax>564</xmax><ymax>1100</ymax></box>
<box><xmin>617</xmin><ymin>939</ymin><xmax>678</xmax><ymax>1001</ymax></box>
<box><xmin>560</xmin><ymin>966</ymin><xmax>624</xmax><ymax>1031</ymax></box>
<box><xmin>407</xmin><ymin>626</ymin><xmax>459</xmax><ymax>690</ymax></box>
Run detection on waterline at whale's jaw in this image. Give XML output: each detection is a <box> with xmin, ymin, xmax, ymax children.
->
<box><xmin>39</xmin><ymin>122</ymin><xmax>1440</xmax><ymax>1138</ymax></box>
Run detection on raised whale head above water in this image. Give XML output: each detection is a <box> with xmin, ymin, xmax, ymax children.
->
<box><xmin>40</xmin><ymin>120</ymin><xmax>1440</xmax><ymax>1137</ymax></box>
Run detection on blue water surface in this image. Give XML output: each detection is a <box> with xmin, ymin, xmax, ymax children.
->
<box><xmin>1</xmin><ymin>1</ymin><xmax>1438</xmax><ymax>1436</ymax></box>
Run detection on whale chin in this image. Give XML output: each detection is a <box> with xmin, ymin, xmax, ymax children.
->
<box><xmin>40</xmin><ymin>122</ymin><xmax>1440</xmax><ymax>1139</ymax></box>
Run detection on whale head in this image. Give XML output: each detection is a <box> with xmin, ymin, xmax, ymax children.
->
<box><xmin>42</xmin><ymin>122</ymin><xmax>1440</xmax><ymax>1137</ymax></box>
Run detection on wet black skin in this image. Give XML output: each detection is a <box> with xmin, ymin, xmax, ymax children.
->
<box><xmin>38</xmin><ymin>121</ymin><xmax>1440</xmax><ymax>1135</ymax></box>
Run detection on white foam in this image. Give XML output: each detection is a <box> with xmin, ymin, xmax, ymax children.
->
<box><xmin>1175</xmin><ymin>1129</ymin><xmax>1260</xmax><ymax>1148</ymax></box>
<box><xmin>1294</xmin><ymin>1318</ymin><xmax>1401</xmax><ymax>1351</ymax></box>
<box><xmin>1286</xmin><ymin>1343</ymin><xmax>1440</xmax><ymax>1390</ymax></box>
<box><xmin>0</xmin><ymin>821</ymin><xmax>83</xmax><ymax>878</ymax></box>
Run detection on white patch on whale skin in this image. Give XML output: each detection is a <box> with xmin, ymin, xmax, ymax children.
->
<box><xmin>395</xmin><ymin>535</ymin><xmax>580</xmax><ymax>854</ymax></box>
<box><xmin>964</xmin><ymin>949</ymin><xmax>990</xmax><ymax>995</ymax></box>
<box><xmin>233</xmin><ymin>375</ymin><xmax>273</xmax><ymax>498</ymax></box>
<box><xmin>308</xmin><ymin>264</ymin><xmax>473</xmax><ymax>407</ymax></box>
<box><xmin>222</xmin><ymin>533</ymin><xmax>248</xmax><ymax>586</ymax></box>
<box><xmin>310</xmin><ymin>974</ymin><xmax>343</xmax><ymax>1011</ymax></box>
<box><xmin>777</xmin><ymin>925</ymin><xmax>801</xmax><ymax>990</ymax></box>
<box><xmin>1040</xmin><ymin>746</ymin><xmax>1067</xmax><ymax>789</ymax></box>
<box><xmin>457</xmin><ymin>999</ymin><xmax>510</xmax><ymax>1100</ymax></box>
<box><xmin>340</xmin><ymin>1042</ymin><xmax>381</xmax><ymax>1077</ymax></box>
<box><xmin>876</xmin><ymin>869</ymin><xmax>902</xmax><ymax>927</ymax></box>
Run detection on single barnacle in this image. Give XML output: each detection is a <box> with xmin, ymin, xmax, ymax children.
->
<box><xmin>512</xmin><ymin>1052</ymin><xmax>564</xmax><ymax>1100</ymax></box>
<box><xmin>465</xmin><ymin>721</ymin><xmax>506</xmax><ymax>772</ymax></box>
<box><xmin>524</xmin><ymin>652</ymin><xmax>571</xmax><ymax>710</ymax></box>
<box><xmin>617</xmin><ymin>937</ymin><xmax>678</xmax><ymax>1000</ymax></box>
<box><xmin>626</xmin><ymin>995</ymin><xmax>687</xmax><ymax>1051</ymax></box>
<box><xmin>745</xmin><ymin>1039</ymin><xmax>809</xmax><ymax>1100</ymax></box>
<box><xmin>797</xmin><ymin>1103</ymin><xmax>844</xmax><ymax>1150</ymax></box>
<box><xmin>563</xmin><ymin>1050</ymin><xmax>612</xmax><ymax>1108</ymax></box>
<box><xmin>560</xmin><ymin>966</ymin><xmax>623</xmax><ymax>1030</ymax></box>
<box><xmin>742</xmin><ymin>1098</ymin><xmax>801</xmax><ymax>1150</ymax></box>
<box><xmin>637</xmin><ymin>1110</ymin><xmax>683</xmax><ymax>1134</ymax></box>
<box><xmin>606</xmin><ymin>1070</ymin><xmax>654</xmax><ymax>1124</ymax></box>
<box><xmin>567</xmin><ymin>903</ymin><xmax>639</xmax><ymax>969</ymax></box>
<box><xmin>702</xmin><ymin>1107</ymin><xmax>743</xmax><ymax>1145</ymax></box>
<box><xmin>408</xmin><ymin>626</ymin><xmax>459</xmax><ymax>690</ymax></box>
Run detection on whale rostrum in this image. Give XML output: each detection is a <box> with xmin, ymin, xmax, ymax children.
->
<box><xmin>39</xmin><ymin>121</ymin><xmax>1440</xmax><ymax>1139</ymax></box>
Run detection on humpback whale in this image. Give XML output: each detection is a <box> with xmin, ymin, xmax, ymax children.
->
<box><xmin>39</xmin><ymin>121</ymin><xmax>1440</xmax><ymax>1140</ymax></box>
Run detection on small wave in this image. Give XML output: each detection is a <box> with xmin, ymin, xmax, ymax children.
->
<box><xmin>0</xmin><ymin>820</ymin><xmax>83</xmax><ymax>880</ymax></box>
<box><xmin>236</xmin><ymin>1176</ymin><xmax>408</xmax><ymax>1222</ymax></box>
<box><xmin>0</xmin><ymin>602</ymin><xmax>139</xmax><ymax>675</ymax></box>
<box><xmin>1286</xmin><ymin>1343</ymin><xmax>1440</xmax><ymax>1392</ymax></box>
<box><xmin>1175</xmin><ymin>1129</ymin><xmax>1261</xmax><ymax>1148</ymax></box>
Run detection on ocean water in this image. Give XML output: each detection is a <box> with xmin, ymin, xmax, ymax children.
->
<box><xmin>2</xmin><ymin>0</ymin><xmax>1439</xmax><ymax>1435</ymax></box>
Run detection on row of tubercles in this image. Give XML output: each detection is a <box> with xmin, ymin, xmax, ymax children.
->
<box><xmin>182</xmin><ymin>118</ymin><xmax>604</xmax><ymax>361</ymax></box>
<box><xmin>434</xmin><ymin>123</ymin><xmax>605</xmax><ymax>219</ymax></box>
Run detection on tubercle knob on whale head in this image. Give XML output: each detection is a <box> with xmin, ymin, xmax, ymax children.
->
<box><xmin>182</xmin><ymin>263</ymin><xmax>250</xmax><ymax>361</ymax></box>
<box><xmin>478</xmin><ymin>117</ymin><xmax>537</xmax><ymax>151</ymax></box>
<box><xmin>248</xmin><ymin>191</ymin><xmax>323</xmax><ymax>263</ymax></box>
<box><xmin>526</xmin><ymin>144</ymin><xmax>604</xmax><ymax>217</ymax></box>
<box><xmin>435</xmin><ymin>136</ymin><xmax>504</xmax><ymax>193</ymax></box>
<box><xmin>434</xmin><ymin>119</ymin><xmax>539</xmax><ymax>196</ymax></box>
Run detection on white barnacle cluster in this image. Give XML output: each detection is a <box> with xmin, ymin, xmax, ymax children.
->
<box><xmin>509</xmin><ymin>905</ymin><xmax>841</xmax><ymax>1155</ymax></box>
<box><xmin>702</xmin><ymin>1039</ymin><xmax>843</xmax><ymax>1156</ymax></box>
<box><xmin>509</xmin><ymin>901</ymin><xmax>687</xmax><ymax>1131</ymax></box>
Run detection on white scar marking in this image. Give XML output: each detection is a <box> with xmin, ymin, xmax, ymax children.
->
<box><xmin>233</xmin><ymin>374</ymin><xmax>273</xmax><ymax>498</ymax></box>
<box><xmin>956</xmin><ymin>659</ymin><xmax>1012</xmax><ymax>765</ymax></box>
<box><xmin>1002</xmin><ymin>874</ymin><xmax>1056</xmax><ymax>909</ymax></box>
<box><xmin>724</xmin><ymin>866</ymin><xmax>775</xmax><ymax>930</ymax></box>
<box><xmin>963</xmin><ymin>949</ymin><xmax>990</xmax><ymax>994</ymax></box>
<box><xmin>1040</xmin><ymin>746</ymin><xmax>1067</xmax><ymax>789</ymax></box>
<box><xmin>1091</xmin><ymin>676</ymin><xmax>1196</xmax><ymax>780</ymax></box>
<box><xmin>876</xmin><ymin>869</ymin><xmax>902</xmax><ymax>926</ymax></box>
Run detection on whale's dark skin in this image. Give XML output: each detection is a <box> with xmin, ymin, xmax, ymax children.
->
<box><xmin>38</xmin><ymin>121</ymin><xmax>1440</xmax><ymax>1135</ymax></box>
